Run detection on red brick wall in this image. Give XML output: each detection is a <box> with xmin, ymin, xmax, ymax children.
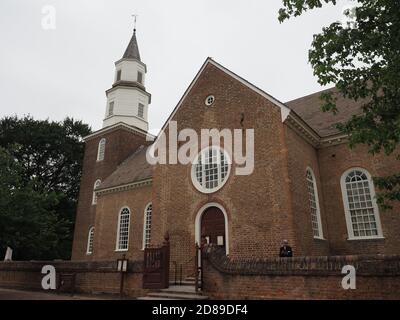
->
<box><xmin>92</xmin><ymin>185</ymin><xmax>152</xmax><ymax>261</ymax></box>
<box><xmin>284</xmin><ymin>126</ymin><xmax>330</xmax><ymax>256</ymax></box>
<box><xmin>202</xmin><ymin>248</ymin><xmax>400</xmax><ymax>299</ymax></box>
<box><xmin>152</xmin><ymin>63</ymin><xmax>296</xmax><ymax>279</ymax></box>
<box><xmin>71</xmin><ymin>127</ymin><xmax>150</xmax><ymax>260</ymax></box>
<box><xmin>318</xmin><ymin>143</ymin><xmax>400</xmax><ymax>255</ymax></box>
<box><xmin>0</xmin><ymin>261</ymin><xmax>146</xmax><ymax>298</ymax></box>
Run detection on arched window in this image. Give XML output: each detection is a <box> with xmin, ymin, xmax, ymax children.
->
<box><xmin>116</xmin><ymin>207</ymin><xmax>130</xmax><ymax>251</ymax></box>
<box><xmin>86</xmin><ymin>227</ymin><xmax>94</xmax><ymax>254</ymax></box>
<box><xmin>340</xmin><ymin>168</ymin><xmax>383</xmax><ymax>239</ymax></box>
<box><xmin>92</xmin><ymin>179</ymin><xmax>101</xmax><ymax>205</ymax></box>
<box><xmin>191</xmin><ymin>146</ymin><xmax>230</xmax><ymax>194</ymax></box>
<box><xmin>97</xmin><ymin>138</ymin><xmax>106</xmax><ymax>161</ymax></box>
<box><xmin>306</xmin><ymin>168</ymin><xmax>323</xmax><ymax>239</ymax></box>
<box><xmin>142</xmin><ymin>203</ymin><xmax>152</xmax><ymax>249</ymax></box>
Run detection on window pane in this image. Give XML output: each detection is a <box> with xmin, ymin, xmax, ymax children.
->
<box><xmin>97</xmin><ymin>139</ymin><xmax>106</xmax><ymax>161</ymax></box>
<box><xmin>144</xmin><ymin>204</ymin><xmax>152</xmax><ymax>248</ymax></box>
<box><xmin>138</xmin><ymin>103</ymin><xmax>144</xmax><ymax>118</ymax></box>
<box><xmin>345</xmin><ymin>170</ymin><xmax>379</xmax><ymax>238</ymax></box>
<box><xmin>193</xmin><ymin>147</ymin><xmax>229</xmax><ymax>192</ymax></box>
<box><xmin>306</xmin><ymin>169</ymin><xmax>322</xmax><ymax>238</ymax></box>
<box><xmin>137</xmin><ymin>71</ymin><xmax>143</xmax><ymax>84</ymax></box>
<box><xmin>108</xmin><ymin>102</ymin><xmax>114</xmax><ymax>116</ymax></box>
<box><xmin>118</xmin><ymin>208</ymin><xmax>130</xmax><ymax>250</ymax></box>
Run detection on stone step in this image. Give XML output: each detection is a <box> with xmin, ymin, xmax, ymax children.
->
<box><xmin>185</xmin><ymin>277</ymin><xmax>196</xmax><ymax>281</ymax></box>
<box><xmin>169</xmin><ymin>280</ymin><xmax>196</xmax><ymax>286</ymax></box>
<box><xmin>137</xmin><ymin>296</ymin><xmax>179</xmax><ymax>300</ymax></box>
<box><xmin>146</xmin><ymin>292</ymin><xmax>209</xmax><ymax>300</ymax></box>
<box><xmin>160</xmin><ymin>285</ymin><xmax>198</xmax><ymax>294</ymax></box>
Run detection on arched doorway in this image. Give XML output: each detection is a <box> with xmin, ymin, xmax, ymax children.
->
<box><xmin>195</xmin><ymin>203</ymin><xmax>229</xmax><ymax>253</ymax></box>
<box><xmin>201</xmin><ymin>207</ymin><xmax>225</xmax><ymax>248</ymax></box>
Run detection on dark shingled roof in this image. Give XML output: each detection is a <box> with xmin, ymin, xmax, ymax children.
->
<box><xmin>122</xmin><ymin>31</ymin><xmax>141</xmax><ymax>60</ymax></box>
<box><xmin>286</xmin><ymin>87</ymin><xmax>365</xmax><ymax>137</ymax></box>
<box><xmin>98</xmin><ymin>145</ymin><xmax>152</xmax><ymax>190</ymax></box>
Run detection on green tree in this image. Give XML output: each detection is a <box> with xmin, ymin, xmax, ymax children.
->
<box><xmin>279</xmin><ymin>0</ymin><xmax>400</xmax><ymax>207</ymax></box>
<box><xmin>0</xmin><ymin>116</ymin><xmax>91</xmax><ymax>260</ymax></box>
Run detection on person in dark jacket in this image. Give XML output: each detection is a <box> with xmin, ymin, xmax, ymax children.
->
<box><xmin>279</xmin><ymin>240</ymin><xmax>293</xmax><ymax>257</ymax></box>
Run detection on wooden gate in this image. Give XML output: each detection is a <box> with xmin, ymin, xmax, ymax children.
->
<box><xmin>143</xmin><ymin>236</ymin><xmax>170</xmax><ymax>289</ymax></box>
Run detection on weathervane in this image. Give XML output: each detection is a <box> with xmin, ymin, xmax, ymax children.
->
<box><xmin>132</xmin><ymin>14</ymin><xmax>138</xmax><ymax>33</ymax></box>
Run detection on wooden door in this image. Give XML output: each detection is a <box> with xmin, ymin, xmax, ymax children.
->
<box><xmin>201</xmin><ymin>207</ymin><xmax>226</xmax><ymax>249</ymax></box>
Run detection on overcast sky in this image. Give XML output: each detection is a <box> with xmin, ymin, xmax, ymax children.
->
<box><xmin>0</xmin><ymin>0</ymin><xmax>353</xmax><ymax>133</ymax></box>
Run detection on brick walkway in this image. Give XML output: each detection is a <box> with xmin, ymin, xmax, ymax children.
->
<box><xmin>0</xmin><ymin>288</ymin><xmax>125</xmax><ymax>300</ymax></box>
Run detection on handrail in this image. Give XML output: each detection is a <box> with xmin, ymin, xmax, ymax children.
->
<box><xmin>195</xmin><ymin>243</ymin><xmax>202</xmax><ymax>292</ymax></box>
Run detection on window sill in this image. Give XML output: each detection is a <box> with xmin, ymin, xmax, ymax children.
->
<box><xmin>347</xmin><ymin>236</ymin><xmax>385</xmax><ymax>241</ymax></box>
<box><xmin>115</xmin><ymin>249</ymin><xmax>129</xmax><ymax>252</ymax></box>
<box><xmin>86</xmin><ymin>252</ymin><xmax>92</xmax><ymax>255</ymax></box>
<box><xmin>313</xmin><ymin>236</ymin><xmax>326</xmax><ymax>241</ymax></box>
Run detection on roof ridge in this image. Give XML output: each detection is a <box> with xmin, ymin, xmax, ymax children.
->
<box><xmin>285</xmin><ymin>87</ymin><xmax>336</xmax><ymax>104</ymax></box>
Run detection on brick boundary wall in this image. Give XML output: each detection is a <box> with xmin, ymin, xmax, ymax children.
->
<box><xmin>202</xmin><ymin>247</ymin><xmax>400</xmax><ymax>300</ymax></box>
<box><xmin>0</xmin><ymin>260</ymin><xmax>147</xmax><ymax>298</ymax></box>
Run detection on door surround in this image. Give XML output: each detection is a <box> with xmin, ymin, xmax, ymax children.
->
<box><xmin>195</xmin><ymin>202</ymin><xmax>229</xmax><ymax>255</ymax></box>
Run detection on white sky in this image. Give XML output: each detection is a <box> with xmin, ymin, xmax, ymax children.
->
<box><xmin>0</xmin><ymin>0</ymin><xmax>352</xmax><ymax>133</ymax></box>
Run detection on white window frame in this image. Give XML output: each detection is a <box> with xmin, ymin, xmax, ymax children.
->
<box><xmin>137</xmin><ymin>71</ymin><xmax>143</xmax><ymax>84</ymax></box>
<box><xmin>142</xmin><ymin>202</ymin><xmax>152</xmax><ymax>250</ymax></box>
<box><xmin>137</xmin><ymin>103</ymin><xmax>144</xmax><ymax>118</ymax></box>
<box><xmin>92</xmin><ymin>179</ymin><xmax>101</xmax><ymax>205</ymax></box>
<box><xmin>116</xmin><ymin>207</ymin><xmax>131</xmax><ymax>251</ymax></box>
<box><xmin>306</xmin><ymin>167</ymin><xmax>324</xmax><ymax>239</ymax></box>
<box><xmin>108</xmin><ymin>101</ymin><xmax>114</xmax><ymax>117</ymax></box>
<box><xmin>116</xmin><ymin>69</ymin><xmax>122</xmax><ymax>82</ymax></box>
<box><xmin>97</xmin><ymin>138</ymin><xmax>106</xmax><ymax>162</ymax></box>
<box><xmin>86</xmin><ymin>226</ymin><xmax>94</xmax><ymax>255</ymax></box>
<box><xmin>191</xmin><ymin>146</ymin><xmax>231</xmax><ymax>194</ymax></box>
<box><xmin>340</xmin><ymin>167</ymin><xmax>384</xmax><ymax>240</ymax></box>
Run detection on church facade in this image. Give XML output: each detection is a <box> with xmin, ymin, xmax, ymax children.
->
<box><xmin>71</xmin><ymin>30</ymin><xmax>400</xmax><ymax>284</ymax></box>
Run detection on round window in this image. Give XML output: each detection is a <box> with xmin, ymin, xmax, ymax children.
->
<box><xmin>205</xmin><ymin>95</ymin><xmax>215</xmax><ymax>106</ymax></box>
<box><xmin>191</xmin><ymin>146</ymin><xmax>230</xmax><ymax>194</ymax></box>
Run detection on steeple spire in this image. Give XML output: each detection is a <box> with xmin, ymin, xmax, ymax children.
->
<box><xmin>122</xmin><ymin>30</ymin><xmax>141</xmax><ymax>60</ymax></box>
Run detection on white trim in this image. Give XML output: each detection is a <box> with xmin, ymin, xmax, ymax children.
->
<box><xmin>96</xmin><ymin>178</ymin><xmax>152</xmax><ymax>195</ymax></box>
<box><xmin>205</xmin><ymin>95</ymin><xmax>215</xmax><ymax>106</ymax></box>
<box><xmin>86</xmin><ymin>226</ymin><xmax>94</xmax><ymax>255</ymax></box>
<box><xmin>195</xmin><ymin>202</ymin><xmax>229</xmax><ymax>255</ymax></box>
<box><xmin>191</xmin><ymin>146</ymin><xmax>231</xmax><ymax>194</ymax></box>
<box><xmin>306</xmin><ymin>167</ymin><xmax>324</xmax><ymax>239</ymax></box>
<box><xmin>96</xmin><ymin>138</ymin><xmax>106</xmax><ymax>162</ymax></box>
<box><xmin>340</xmin><ymin>167</ymin><xmax>384</xmax><ymax>240</ymax></box>
<box><xmin>83</xmin><ymin>122</ymin><xmax>154</xmax><ymax>142</ymax></box>
<box><xmin>142</xmin><ymin>202</ymin><xmax>152</xmax><ymax>250</ymax></box>
<box><xmin>92</xmin><ymin>179</ymin><xmax>101</xmax><ymax>205</ymax></box>
<box><xmin>154</xmin><ymin>58</ymin><xmax>291</xmax><ymax>145</ymax></box>
<box><xmin>115</xmin><ymin>206</ymin><xmax>131</xmax><ymax>251</ymax></box>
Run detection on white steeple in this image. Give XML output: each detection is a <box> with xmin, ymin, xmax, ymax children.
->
<box><xmin>103</xmin><ymin>29</ymin><xmax>151</xmax><ymax>131</ymax></box>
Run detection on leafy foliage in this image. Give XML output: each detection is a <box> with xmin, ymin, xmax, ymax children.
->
<box><xmin>279</xmin><ymin>0</ymin><xmax>400</xmax><ymax>208</ymax></box>
<box><xmin>0</xmin><ymin>116</ymin><xmax>91</xmax><ymax>260</ymax></box>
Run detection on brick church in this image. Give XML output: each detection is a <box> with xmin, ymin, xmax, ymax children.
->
<box><xmin>70</xmin><ymin>30</ymin><xmax>400</xmax><ymax>296</ymax></box>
